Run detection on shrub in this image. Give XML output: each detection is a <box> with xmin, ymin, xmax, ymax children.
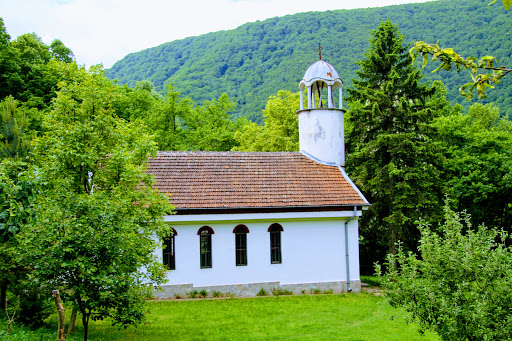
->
<box><xmin>199</xmin><ymin>290</ymin><xmax>208</xmax><ymax>298</ymax></box>
<box><xmin>323</xmin><ymin>289</ymin><xmax>334</xmax><ymax>295</ymax></box>
<box><xmin>378</xmin><ymin>202</ymin><xmax>512</xmax><ymax>340</ymax></box>
<box><xmin>7</xmin><ymin>281</ymin><xmax>52</xmax><ymax>329</ymax></box>
<box><xmin>212</xmin><ymin>291</ymin><xmax>222</xmax><ymax>298</ymax></box>
<box><xmin>256</xmin><ymin>288</ymin><xmax>268</xmax><ymax>296</ymax></box>
<box><xmin>271</xmin><ymin>287</ymin><xmax>293</xmax><ymax>296</ymax></box>
<box><xmin>310</xmin><ymin>288</ymin><xmax>321</xmax><ymax>295</ymax></box>
<box><xmin>187</xmin><ymin>290</ymin><xmax>199</xmax><ymax>299</ymax></box>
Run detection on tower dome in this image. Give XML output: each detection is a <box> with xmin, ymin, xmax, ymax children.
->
<box><xmin>299</xmin><ymin>60</ymin><xmax>343</xmax><ymax>110</ymax></box>
<box><xmin>298</xmin><ymin>58</ymin><xmax>345</xmax><ymax>166</ymax></box>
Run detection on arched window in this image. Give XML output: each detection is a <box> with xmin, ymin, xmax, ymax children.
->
<box><xmin>233</xmin><ymin>224</ymin><xmax>249</xmax><ymax>266</ymax></box>
<box><xmin>198</xmin><ymin>226</ymin><xmax>214</xmax><ymax>268</ymax></box>
<box><xmin>163</xmin><ymin>228</ymin><xmax>177</xmax><ymax>270</ymax></box>
<box><xmin>268</xmin><ymin>223</ymin><xmax>283</xmax><ymax>264</ymax></box>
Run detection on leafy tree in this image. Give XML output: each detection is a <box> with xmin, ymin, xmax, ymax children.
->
<box><xmin>115</xmin><ymin>80</ymin><xmax>162</xmax><ymax>121</ymax></box>
<box><xmin>22</xmin><ymin>63</ymin><xmax>173</xmax><ymax>340</ymax></box>
<box><xmin>433</xmin><ymin>102</ymin><xmax>512</xmax><ymax>230</ymax></box>
<box><xmin>0</xmin><ymin>161</ymin><xmax>38</xmax><ymax>312</ymax></box>
<box><xmin>346</xmin><ymin>20</ymin><xmax>453</xmax><ymax>272</ymax></box>
<box><xmin>0</xmin><ymin>19</ymin><xmax>74</xmax><ymax>115</ymax></box>
<box><xmin>50</xmin><ymin>39</ymin><xmax>74</xmax><ymax>63</ymax></box>
<box><xmin>233</xmin><ymin>90</ymin><xmax>299</xmax><ymax>152</ymax></box>
<box><xmin>377</xmin><ymin>201</ymin><xmax>512</xmax><ymax>340</ymax></box>
<box><xmin>181</xmin><ymin>93</ymin><xmax>241</xmax><ymax>151</ymax></box>
<box><xmin>0</xmin><ymin>97</ymin><xmax>34</xmax><ymax>314</ymax></box>
<box><xmin>141</xmin><ymin>84</ymin><xmax>193</xmax><ymax>150</ymax></box>
<box><xmin>0</xmin><ymin>19</ymin><xmax>23</xmax><ymax>101</ymax></box>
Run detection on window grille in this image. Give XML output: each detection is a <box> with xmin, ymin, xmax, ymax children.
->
<box><xmin>234</xmin><ymin>225</ymin><xmax>248</xmax><ymax>266</ymax></box>
<box><xmin>269</xmin><ymin>224</ymin><xmax>283</xmax><ymax>264</ymax></box>
<box><xmin>199</xmin><ymin>227</ymin><xmax>213</xmax><ymax>268</ymax></box>
<box><xmin>163</xmin><ymin>229</ymin><xmax>177</xmax><ymax>270</ymax></box>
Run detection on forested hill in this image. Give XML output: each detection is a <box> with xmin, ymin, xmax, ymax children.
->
<box><xmin>106</xmin><ymin>0</ymin><xmax>512</xmax><ymax>122</ymax></box>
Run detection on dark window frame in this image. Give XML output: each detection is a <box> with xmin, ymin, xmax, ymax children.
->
<box><xmin>233</xmin><ymin>224</ymin><xmax>249</xmax><ymax>266</ymax></box>
<box><xmin>163</xmin><ymin>228</ymin><xmax>177</xmax><ymax>270</ymax></box>
<box><xmin>198</xmin><ymin>226</ymin><xmax>214</xmax><ymax>269</ymax></box>
<box><xmin>268</xmin><ymin>223</ymin><xmax>283</xmax><ymax>264</ymax></box>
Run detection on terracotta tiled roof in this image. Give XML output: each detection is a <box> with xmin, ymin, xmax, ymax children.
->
<box><xmin>148</xmin><ymin>151</ymin><xmax>366</xmax><ymax>210</ymax></box>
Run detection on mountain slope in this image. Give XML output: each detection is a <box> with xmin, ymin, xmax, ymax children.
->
<box><xmin>106</xmin><ymin>0</ymin><xmax>512</xmax><ymax>122</ymax></box>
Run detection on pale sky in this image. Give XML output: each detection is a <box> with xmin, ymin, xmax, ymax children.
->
<box><xmin>0</xmin><ymin>0</ymin><xmax>434</xmax><ymax>68</ymax></box>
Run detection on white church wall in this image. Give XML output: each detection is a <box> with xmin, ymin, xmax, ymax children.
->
<box><xmin>156</xmin><ymin>212</ymin><xmax>361</xmax><ymax>296</ymax></box>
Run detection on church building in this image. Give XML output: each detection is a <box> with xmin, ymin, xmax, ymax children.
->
<box><xmin>148</xmin><ymin>59</ymin><xmax>369</xmax><ymax>297</ymax></box>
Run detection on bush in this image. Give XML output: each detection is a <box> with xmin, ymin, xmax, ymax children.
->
<box><xmin>271</xmin><ymin>287</ymin><xmax>293</xmax><ymax>296</ymax></box>
<box><xmin>187</xmin><ymin>290</ymin><xmax>199</xmax><ymax>299</ymax></box>
<box><xmin>256</xmin><ymin>288</ymin><xmax>268</xmax><ymax>296</ymax></box>
<box><xmin>7</xmin><ymin>281</ymin><xmax>52</xmax><ymax>329</ymax></box>
<box><xmin>377</xmin><ymin>202</ymin><xmax>512</xmax><ymax>340</ymax></box>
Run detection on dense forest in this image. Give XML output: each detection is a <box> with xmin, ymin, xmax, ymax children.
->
<box><xmin>106</xmin><ymin>0</ymin><xmax>512</xmax><ymax>122</ymax></box>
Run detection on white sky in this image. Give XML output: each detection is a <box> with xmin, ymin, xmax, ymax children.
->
<box><xmin>0</xmin><ymin>0</ymin><xmax>434</xmax><ymax>68</ymax></box>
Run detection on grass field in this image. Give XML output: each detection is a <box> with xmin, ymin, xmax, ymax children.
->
<box><xmin>2</xmin><ymin>293</ymin><xmax>439</xmax><ymax>341</ymax></box>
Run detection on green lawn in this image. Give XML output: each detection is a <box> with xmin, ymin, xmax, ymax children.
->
<box><xmin>3</xmin><ymin>293</ymin><xmax>439</xmax><ymax>341</ymax></box>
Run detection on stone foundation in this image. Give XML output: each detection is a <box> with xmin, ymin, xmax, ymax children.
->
<box><xmin>154</xmin><ymin>280</ymin><xmax>361</xmax><ymax>299</ymax></box>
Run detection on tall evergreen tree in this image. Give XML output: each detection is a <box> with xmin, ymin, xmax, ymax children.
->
<box><xmin>346</xmin><ymin>20</ymin><xmax>452</xmax><ymax>272</ymax></box>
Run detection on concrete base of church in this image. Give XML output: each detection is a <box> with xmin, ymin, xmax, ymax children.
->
<box><xmin>154</xmin><ymin>280</ymin><xmax>361</xmax><ymax>299</ymax></box>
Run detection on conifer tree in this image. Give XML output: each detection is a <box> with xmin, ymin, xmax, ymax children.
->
<box><xmin>0</xmin><ymin>96</ymin><xmax>30</xmax><ymax>161</ymax></box>
<box><xmin>346</xmin><ymin>20</ymin><xmax>452</xmax><ymax>272</ymax></box>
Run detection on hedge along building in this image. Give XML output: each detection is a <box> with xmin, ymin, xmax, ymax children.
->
<box><xmin>148</xmin><ymin>59</ymin><xmax>369</xmax><ymax>297</ymax></box>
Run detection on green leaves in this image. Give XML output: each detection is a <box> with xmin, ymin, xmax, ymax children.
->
<box><xmin>433</xmin><ymin>102</ymin><xmax>512</xmax><ymax>230</ymax></box>
<box><xmin>410</xmin><ymin>40</ymin><xmax>511</xmax><ymax>101</ymax></box>
<box><xmin>379</xmin><ymin>201</ymin><xmax>512</xmax><ymax>340</ymax></box>
<box><xmin>22</xmin><ymin>64</ymin><xmax>173</xmax><ymax>338</ymax></box>
<box><xmin>347</xmin><ymin>20</ymin><xmax>449</xmax><ymax>270</ymax></box>
<box><xmin>489</xmin><ymin>0</ymin><xmax>511</xmax><ymax>10</ymax></box>
<box><xmin>233</xmin><ymin>90</ymin><xmax>300</xmax><ymax>152</ymax></box>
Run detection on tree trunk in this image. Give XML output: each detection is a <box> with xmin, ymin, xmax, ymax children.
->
<box><xmin>67</xmin><ymin>306</ymin><xmax>78</xmax><ymax>335</ymax></box>
<box><xmin>82</xmin><ymin>313</ymin><xmax>89</xmax><ymax>341</ymax></box>
<box><xmin>52</xmin><ymin>290</ymin><xmax>66</xmax><ymax>341</ymax></box>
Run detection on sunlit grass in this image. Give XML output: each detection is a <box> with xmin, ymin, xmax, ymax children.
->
<box><xmin>40</xmin><ymin>293</ymin><xmax>439</xmax><ymax>340</ymax></box>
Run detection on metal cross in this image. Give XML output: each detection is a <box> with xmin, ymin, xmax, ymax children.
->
<box><xmin>317</xmin><ymin>43</ymin><xmax>323</xmax><ymax>60</ymax></box>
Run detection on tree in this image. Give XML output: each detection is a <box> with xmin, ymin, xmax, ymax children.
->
<box><xmin>0</xmin><ymin>161</ymin><xmax>38</xmax><ymax>313</ymax></box>
<box><xmin>0</xmin><ymin>96</ymin><xmax>35</xmax><ymax>316</ymax></box>
<box><xmin>409</xmin><ymin>0</ymin><xmax>511</xmax><ymax>100</ymax></box>
<box><xmin>50</xmin><ymin>39</ymin><xmax>74</xmax><ymax>63</ymax></box>
<box><xmin>377</xmin><ymin>201</ymin><xmax>512</xmax><ymax>340</ymax></box>
<box><xmin>346</xmin><ymin>20</ymin><xmax>453</xmax><ymax>272</ymax></box>
<box><xmin>433</xmin><ymin>102</ymin><xmax>512</xmax><ymax>230</ymax></box>
<box><xmin>181</xmin><ymin>93</ymin><xmax>242</xmax><ymax>151</ymax></box>
<box><xmin>0</xmin><ymin>96</ymin><xmax>30</xmax><ymax>160</ymax></box>
<box><xmin>233</xmin><ymin>90</ymin><xmax>299</xmax><ymax>152</ymax></box>
<box><xmin>0</xmin><ymin>19</ymin><xmax>74</xmax><ymax>115</ymax></box>
<box><xmin>142</xmin><ymin>84</ymin><xmax>193</xmax><ymax>150</ymax></box>
<box><xmin>22</xmin><ymin>63</ymin><xmax>173</xmax><ymax>340</ymax></box>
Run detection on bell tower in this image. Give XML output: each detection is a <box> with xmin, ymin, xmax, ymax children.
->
<box><xmin>298</xmin><ymin>57</ymin><xmax>345</xmax><ymax>166</ymax></box>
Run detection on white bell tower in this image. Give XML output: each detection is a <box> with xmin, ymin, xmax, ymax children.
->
<box><xmin>298</xmin><ymin>54</ymin><xmax>345</xmax><ymax>166</ymax></box>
